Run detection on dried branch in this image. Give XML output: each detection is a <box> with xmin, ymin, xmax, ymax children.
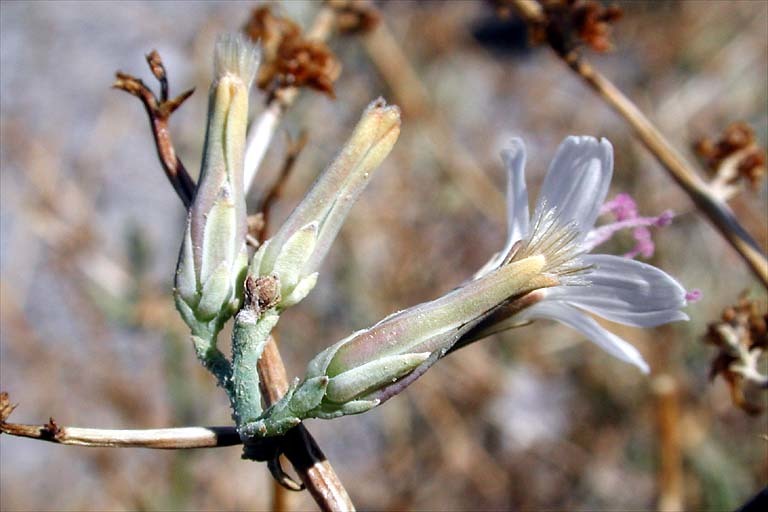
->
<box><xmin>1</xmin><ymin>421</ymin><xmax>241</xmax><ymax>449</ymax></box>
<box><xmin>651</xmin><ymin>375</ymin><xmax>684</xmax><ymax>512</ymax></box>
<box><xmin>254</xmin><ymin>338</ymin><xmax>355</xmax><ymax>511</ymax></box>
<box><xmin>113</xmin><ymin>51</ymin><xmax>196</xmax><ymax>207</ymax></box>
<box><xmin>0</xmin><ymin>394</ymin><xmax>240</xmax><ymax>448</ymax></box>
<box><xmin>510</xmin><ymin>0</ymin><xmax>768</xmax><ymax>287</ymax></box>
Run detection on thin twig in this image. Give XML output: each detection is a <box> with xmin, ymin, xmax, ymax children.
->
<box><xmin>511</xmin><ymin>0</ymin><xmax>768</xmax><ymax>287</ymax></box>
<box><xmin>1</xmin><ymin>421</ymin><xmax>240</xmax><ymax>449</ymax></box>
<box><xmin>652</xmin><ymin>375</ymin><xmax>684</xmax><ymax>512</ymax></box>
<box><xmin>114</xmin><ymin>51</ymin><xmax>196</xmax><ymax>207</ymax></box>
<box><xmin>258</xmin><ymin>338</ymin><xmax>356</xmax><ymax>512</ymax></box>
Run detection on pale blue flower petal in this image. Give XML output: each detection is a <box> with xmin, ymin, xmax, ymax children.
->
<box><xmin>545</xmin><ymin>254</ymin><xmax>689</xmax><ymax>327</ymax></box>
<box><xmin>537</xmin><ymin>136</ymin><xmax>613</xmax><ymax>236</ymax></box>
<box><xmin>517</xmin><ymin>301</ymin><xmax>650</xmax><ymax>373</ymax></box>
<box><xmin>473</xmin><ymin>138</ymin><xmax>530</xmax><ymax>278</ymax></box>
<box><xmin>502</xmin><ymin>138</ymin><xmax>530</xmax><ymax>246</ymax></box>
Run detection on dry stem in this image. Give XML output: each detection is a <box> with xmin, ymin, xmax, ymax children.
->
<box><xmin>1</xmin><ymin>420</ymin><xmax>240</xmax><ymax>449</ymax></box>
<box><xmin>113</xmin><ymin>51</ymin><xmax>196</xmax><ymax>207</ymax></box>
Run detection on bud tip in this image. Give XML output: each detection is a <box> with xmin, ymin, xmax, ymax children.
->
<box><xmin>214</xmin><ymin>33</ymin><xmax>261</xmax><ymax>86</ymax></box>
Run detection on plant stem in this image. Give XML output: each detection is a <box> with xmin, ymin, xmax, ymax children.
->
<box><xmin>1</xmin><ymin>421</ymin><xmax>240</xmax><ymax>449</ymax></box>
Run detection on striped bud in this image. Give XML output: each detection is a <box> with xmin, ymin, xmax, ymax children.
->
<box><xmin>250</xmin><ymin>99</ymin><xmax>401</xmax><ymax>309</ymax></box>
<box><xmin>175</xmin><ymin>34</ymin><xmax>260</xmax><ymax>329</ymax></box>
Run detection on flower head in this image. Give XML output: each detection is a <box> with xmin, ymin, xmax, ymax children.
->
<box><xmin>244</xmin><ymin>135</ymin><xmax>695</xmax><ymax>436</ymax></box>
<box><xmin>474</xmin><ymin>136</ymin><xmax>692</xmax><ymax>373</ymax></box>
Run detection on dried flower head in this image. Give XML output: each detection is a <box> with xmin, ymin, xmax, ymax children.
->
<box><xmin>526</xmin><ymin>0</ymin><xmax>622</xmax><ymax>55</ymax></box>
<box><xmin>694</xmin><ymin>122</ymin><xmax>766</xmax><ymax>189</ymax></box>
<box><xmin>327</xmin><ymin>0</ymin><xmax>381</xmax><ymax>35</ymax></box>
<box><xmin>243</xmin><ymin>7</ymin><xmax>340</xmax><ymax>97</ymax></box>
<box><xmin>705</xmin><ymin>294</ymin><xmax>767</xmax><ymax>415</ymax></box>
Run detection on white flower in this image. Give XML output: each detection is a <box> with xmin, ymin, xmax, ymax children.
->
<box><xmin>477</xmin><ymin>136</ymin><xmax>691</xmax><ymax>373</ymax></box>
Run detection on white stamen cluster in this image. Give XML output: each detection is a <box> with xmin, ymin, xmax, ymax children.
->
<box><xmin>512</xmin><ymin>202</ymin><xmax>589</xmax><ymax>285</ymax></box>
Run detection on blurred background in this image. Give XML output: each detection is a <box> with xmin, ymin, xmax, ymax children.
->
<box><xmin>1</xmin><ymin>1</ymin><xmax>766</xmax><ymax>510</ymax></box>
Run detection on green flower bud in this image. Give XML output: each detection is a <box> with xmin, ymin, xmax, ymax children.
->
<box><xmin>251</xmin><ymin>98</ymin><xmax>401</xmax><ymax>308</ymax></box>
<box><xmin>175</xmin><ymin>34</ymin><xmax>260</xmax><ymax>329</ymax></box>
<box><xmin>323</xmin><ymin>255</ymin><xmax>551</xmax><ymax>380</ymax></box>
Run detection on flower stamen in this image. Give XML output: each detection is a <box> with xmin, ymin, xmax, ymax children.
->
<box><xmin>513</xmin><ymin>202</ymin><xmax>589</xmax><ymax>283</ymax></box>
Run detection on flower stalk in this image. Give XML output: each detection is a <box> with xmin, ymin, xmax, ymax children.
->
<box><xmin>174</xmin><ymin>34</ymin><xmax>260</xmax><ymax>391</ymax></box>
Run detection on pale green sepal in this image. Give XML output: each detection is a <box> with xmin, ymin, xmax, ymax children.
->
<box><xmin>304</xmin><ymin>331</ymin><xmax>362</xmax><ymax>379</ymax></box>
<box><xmin>175</xmin><ymin>295</ymin><xmax>201</xmax><ymax>333</ymax></box>
<box><xmin>325</xmin><ymin>352</ymin><xmax>431</xmax><ymax>403</ymax></box>
<box><xmin>199</xmin><ymin>195</ymin><xmax>237</xmax><ymax>285</ymax></box>
<box><xmin>240</xmin><ymin>380</ymin><xmax>302</xmax><ymax>438</ymax></box>
<box><xmin>290</xmin><ymin>376</ymin><xmax>329</xmax><ymax>413</ymax></box>
<box><xmin>242</xmin><ymin>416</ymin><xmax>302</xmax><ymax>438</ymax></box>
<box><xmin>311</xmin><ymin>399</ymin><xmax>380</xmax><ymax>419</ymax></box>
<box><xmin>175</xmin><ymin>222</ymin><xmax>198</xmax><ymax>306</ymax></box>
<box><xmin>229</xmin><ymin>250</ymin><xmax>249</xmax><ymax>313</ymax></box>
<box><xmin>279</xmin><ymin>272</ymin><xmax>318</xmax><ymax>309</ymax></box>
<box><xmin>196</xmin><ymin>261</ymin><xmax>232</xmax><ymax>321</ymax></box>
<box><xmin>249</xmin><ymin>239</ymin><xmax>270</xmax><ymax>276</ymax></box>
<box><xmin>272</xmin><ymin>222</ymin><xmax>318</xmax><ymax>296</ymax></box>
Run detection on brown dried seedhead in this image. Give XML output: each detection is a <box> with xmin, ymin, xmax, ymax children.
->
<box><xmin>326</xmin><ymin>0</ymin><xmax>381</xmax><ymax>35</ymax></box>
<box><xmin>705</xmin><ymin>294</ymin><xmax>767</xmax><ymax>415</ymax></box>
<box><xmin>694</xmin><ymin>122</ymin><xmax>766</xmax><ymax>189</ymax></box>
<box><xmin>244</xmin><ymin>274</ymin><xmax>281</xmax><ymax>315</ymax></box>
<box><xmin>524</xmin><ymin>0</ymin><xmax>622</xmax><ymax>55</ymax></box>
<box><xmin>243</xmin><ymin>7</ymin><xmax>341</xmax><ymax>97</ymax></box>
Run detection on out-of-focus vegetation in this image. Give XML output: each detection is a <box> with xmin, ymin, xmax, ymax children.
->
<box><xmin>1</xmin><ymin>1</ymin><xmax>765</xmax><ymax>510</ymax></box>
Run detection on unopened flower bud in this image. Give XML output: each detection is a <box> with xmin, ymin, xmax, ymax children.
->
<box><xmin>175</xmin><ymin>34</ymin><xmax>260</xmax><ymax>328</ymax></box>
<box><xmin>250</xmin><ymin>98</ymin><xmax>401</xmax><ymax>308</ymax></box>
<box><xmin>313</xmin><ymin>255</ymin><xmax>553</xmax><ymax>407</ymax></box>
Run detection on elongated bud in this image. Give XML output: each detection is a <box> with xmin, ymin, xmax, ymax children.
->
<box><xmin>250</xmin><ymin>98</ymin><xmax>401</xmax><ymax>309</ymax></box>
<box><xmin>175</xmin><ymin>34</ymin><xmax>260</xmax><ymax>327</ymax></box>
<box><xmin>318</xmin><ymin>255</ymin><xmax>551</xmax><ymax>389</ymax></box>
